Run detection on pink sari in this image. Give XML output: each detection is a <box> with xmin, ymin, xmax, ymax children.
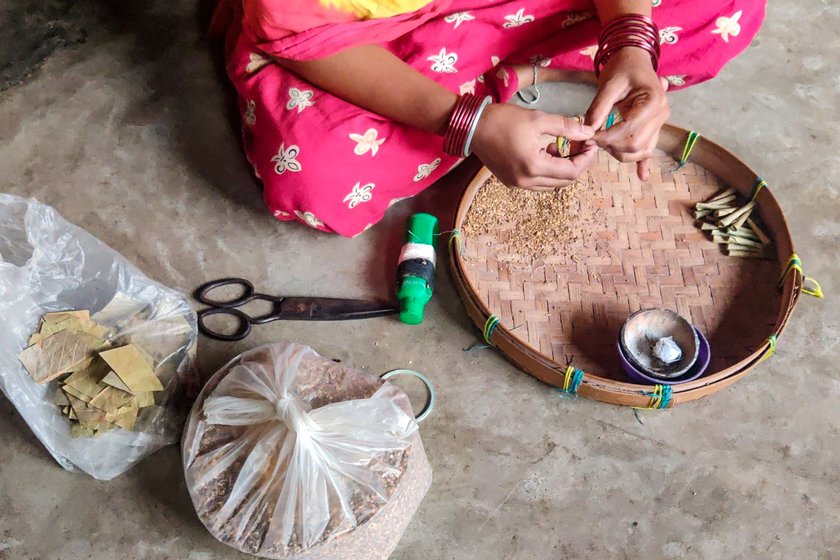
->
<box><xmin>212</xmin><ymin>0</ymin><xmax>764</xmax><ymax>236</ymax></box>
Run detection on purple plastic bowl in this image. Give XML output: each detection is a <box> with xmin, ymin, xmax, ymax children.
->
<box><xmin>617</xmin><ymin>328</ymin><xmax>711</xmax><ymax>385</ymax></box>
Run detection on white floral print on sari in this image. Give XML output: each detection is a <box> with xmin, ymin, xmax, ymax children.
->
<box><xmin>349</xmin><ymin>128</ymin><xmax>386</xmax><ymax>156</ymax></box>
<box><xmin>294</xmin><ymin>210</ymin><xmax>324</xmax><ymax>229</ymax></box>
<box><xmin>343</xmin><ymin>182</ymin><xmax>375</xmax><ymax>209</ymax></box>
<box><xmin>459</xmin><ymin>79</ymin><xmax>476</xmax><ymax>95</ymax></box>
<box><xmin>286</xmin><ymin>88</ymin><xmax>315</xmax><ymax>113</ymax></box>
<box><xmin>666</xmin><ymin>75</ymin><xmax>686</xmax><ymax>86</ymax></box>
<box><xmin>246</xmin><ymin>52</ymin><xmax>270</xmax><ymax>74</ymax></box>
<box><xmin>503</xmin><ymin>8</ymin><xmax>535</xmax><ymax>28</ymax></box>
<box><xmin>530</xmin><ymin>55</ymin><xmax>552</xmax><ymax>68</ymax></box>
<box><xmin>561</xmin><ymin>11</ymin><xmax>591</xmax><ymax>28</ymax></box>
<box><xmin>243</xmin><ymin>100</ymin><xmax>256</xmax><ymax>126</ymax></box>
<box><xmin>414</xmin><ymin>158</ymin><xmax>441</xmax><ymax>182</ymax></box>
<box><xmin>580</xmin><ymin>45</ymin><xmax>598</xmax><ymax>60</ymax></box>
<box><xmin>659</xmin><ymin>26</ymin><xmax>683</xmax><ymax>45</ymax></box>
<box><xmin>428</xmin><ymin>48</ymin><xmax>458</xmax><ymax>73</ymax></box>
<box><xmin>273</xmin><ymin>209</ymin><xmax>290</xmax><ymax>218</ymax></box>
<box><xmin>444</xmin><ymin>11</ymin><xmax>474</xmax><ymax>29</ymax></box>
<box><xmin>272</xmin><ymin>143</ymin><xmax>302</xmax><ymax>174</ymax></box>
<box><xmin>712</xmin><ymin>10</ymin><xmax>742</xmax><ymax>43</ymax></box>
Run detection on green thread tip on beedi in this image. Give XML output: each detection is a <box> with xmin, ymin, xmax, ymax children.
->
<box><xmin>483</xmin><ymin>314</ymin><xmax>500</xmax><ymax>346</ymax></box>
<box><xmin>750</xmin><ymin>177</ymin><xmax>768</xmax><ymax>201</ymax></box>
<box><xmin>676</xmin><ymin>130</ymin><xmax>700</xmax><ymax>169</ymax></box>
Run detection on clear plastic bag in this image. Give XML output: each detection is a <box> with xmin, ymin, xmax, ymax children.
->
<box><xmin>0</xmin><ymin>194</ymin><xmax>198</xmax><ymax>480</ymax></box>
<box><xmin>182</xmin><ymin>343</ymin><xmax>432</xmax><ymax>560</ymax></box>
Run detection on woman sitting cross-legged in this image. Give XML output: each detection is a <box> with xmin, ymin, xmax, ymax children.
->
<box><xmin>210</xmin><ymin>0</ymin><xmax>763</xmax><ymax>236</ymax></box>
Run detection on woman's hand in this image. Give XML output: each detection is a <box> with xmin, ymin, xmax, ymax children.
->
<box><xmin>585</xmin><ymin>47</ymin><xmax>669</xmax><ymax>181</ymax></box>
<box><xmin>471</xmin><ymin>104</ymin><xmax>598</xmax><ymax>191</ymax></box>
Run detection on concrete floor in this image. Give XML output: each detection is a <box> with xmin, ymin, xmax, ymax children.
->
<box><xmin>1</xmin><ymin>1</ymin><xmax>838</xmax><ymax>559</ymax></box>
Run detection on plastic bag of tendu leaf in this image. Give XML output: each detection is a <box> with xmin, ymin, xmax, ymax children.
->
<box><xmin>182</xmin><ymin>343</ymin><xmax>432</xmax><ymax>560</ymax></box>
<box><xmin>0</xmin><ymin>194</ymin><xmax>197</xmax><ymax>480</ymax></box>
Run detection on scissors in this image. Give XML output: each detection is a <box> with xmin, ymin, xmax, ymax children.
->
<box><xmin>194</xmin><ymin>278</ymin><xmax>399</xmax><ymax>341</ymax></box>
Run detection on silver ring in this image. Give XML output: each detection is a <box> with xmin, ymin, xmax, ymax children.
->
<box><xmin>380</xmin><ymin>369</ymin><xmax>435</xmax><ymax>423</ymax></box>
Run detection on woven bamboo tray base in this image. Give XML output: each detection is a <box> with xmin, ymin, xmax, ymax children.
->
<box><xmin>451</xmin><ymin>125</ymin><xmax>801</xmax><ymax>407</ymax></box>
<box><xmin>463</xmin><ymin>150</ymin><xmax>779</xmax><ymax>380</ymax></box>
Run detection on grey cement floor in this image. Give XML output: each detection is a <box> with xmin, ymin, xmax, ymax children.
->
<box><xmin>1</xmin><ymin>1</ymin><xmax>838</xmax><ymax>559</ymax></box>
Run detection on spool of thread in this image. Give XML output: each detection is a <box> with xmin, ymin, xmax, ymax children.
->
<box><xmin>396</xmin><ymin>213</ymin><xmax>439</xmax><ymax>325</ymax></box>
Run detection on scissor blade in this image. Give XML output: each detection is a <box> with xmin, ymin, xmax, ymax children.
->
<box><xmin>277</xmin><ymin>297</ymin><xmax>398</xmax><ymax>321</ymax></box>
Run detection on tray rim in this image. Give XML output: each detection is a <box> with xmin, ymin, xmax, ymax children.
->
<box><xmin>449</xmin><ymin>124</ymin><xmax>802</xmax><ymax>408</ymax></box>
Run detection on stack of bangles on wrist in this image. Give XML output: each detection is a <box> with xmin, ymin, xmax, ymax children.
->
<box><xmin>443</xmin><ymin>94</ymin><xmax>493</xmax><ymax>158</ymax></box>
<box><xmin>594</xmin><ymin>14</ymin><xmax>660</xmax><ymax>76</ymax></box>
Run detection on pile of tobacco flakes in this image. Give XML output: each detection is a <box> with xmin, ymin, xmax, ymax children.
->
<box><xmin>18</xmin><ymin>309</ymin><xmax>163</xmax><ymax>437</ymax></box>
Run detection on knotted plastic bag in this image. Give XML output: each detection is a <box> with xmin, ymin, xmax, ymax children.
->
<box><xmin>0</xmin><ymin>194</ymin><xmax>198</xmax><ymax>480</ymax></box>
<box><xmin>182</xmin><ymin>343</ymin><xmax>432</xmax><ymax>559</ymax></box>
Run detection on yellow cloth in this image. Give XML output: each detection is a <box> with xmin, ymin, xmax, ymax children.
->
<box><xmin>319</xmin><ymin>0</ymin><xmax>433</xmax><ymax>19</ymax></box>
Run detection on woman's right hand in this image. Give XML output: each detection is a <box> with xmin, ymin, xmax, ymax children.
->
<box><xmin>470</xmin><ymin>104</ymin><xmax>598</xmax><ymax>191</ymax></box>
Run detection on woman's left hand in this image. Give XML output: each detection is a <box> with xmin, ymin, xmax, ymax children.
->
<box><xmin>585</xmin><ymin>47</ymin><xmax>670</xmax><ymax>181</ymax></box>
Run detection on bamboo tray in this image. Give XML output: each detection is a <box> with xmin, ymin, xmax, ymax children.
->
<box><xmin>449</xmin><ymin>125</ymin><xmax>810</xmax><ymax>408</ymax></box>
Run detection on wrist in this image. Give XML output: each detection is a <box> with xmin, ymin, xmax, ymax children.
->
<box><xmin>594</xmin><ymin>14</ymin><xmax>660</xmax><ymax>77</ymax></box>
<box><xmin>442</xmin><ymin>94</ymin><xmax>493</xmax><ymax>158</ymax></box>
<box><xmin>594</xmin><ymin>1</ymin><xmax>652</xmax><ymax>23</ymax></box>
<box><xmin>431</xmin><ymin>92</ymin><xmax>460</xmax><ymax>136</ymax></box>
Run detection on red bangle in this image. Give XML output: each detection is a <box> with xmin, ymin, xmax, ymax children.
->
<box><xmin>443</xmin><ymin>94</ymin><xmax>491</xmax><ymax>157</ymax></box>
<box><xmin>594</xmin><ymin>14</ymin><xmax>660</xmax><ymax>77</ymax></box>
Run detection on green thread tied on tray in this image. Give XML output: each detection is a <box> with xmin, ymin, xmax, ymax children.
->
<box><xmin>637</xmin><ymin>384</ymin><xmax>672</xmax><ymax>409</ymax></box>
<box><xmin>483</xmin><ymin>314</ymin><xmax>500</xmax><ymax>346</ymax></box>
<box><xmin>780</xmin><ymin>253</ymin><xmax>824</xmax><ymax>298</ymax></box>
<box><xmin>676</xmin><ymin>130</ymin><xmax>701</xmax><ymax>169</ymax></box>
<box><xmin>750</xmin><ymin>177</ymin><xmax>768</xmax><ymax>201</ymax></box>
<box><xmin>561</xmin><ymin>365</ymin><xmax>584</xmax><ymax>395</ymax></box>
<box><xmin>761</xmin><ymin>335</ymin><xmax>778</xmax><ymax>362</ymax></box>
<box><xmin>448</xmin><ymin>229</ymin><xmax>463</xmax><ymax>253</ymax></box>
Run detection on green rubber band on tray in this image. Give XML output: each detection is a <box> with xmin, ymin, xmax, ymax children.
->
<box><xmin>636</xmin><ymin>384</ymin><xmax>672</xmax><ymax>409</ymax></box>
<box><xmin>676</xmin><ymin>130</ymin><xmax>700</xmax><ymax>169</ymax></box>
<box><xmin>750</xmin><ymin>177</ymin><xmax>768</xmax><ymax>201</ymax></box>
<box><xmin>780</xmin><ymin>253</ymin><xmax>824</xmax><ymax>298</ymax></box>
<box><xmin>561</xmin><ymin>365</ymin><xmax>585</xmax><ymax>394</ymax></box>
<box><xmin>761</xmin><ymin>335</ymin><xmax>778</xmax><ymax>362</ymax></box>
<box><xmin>483</xmin><ymin>314</ymin><xmax>500</xmax><ymax>346</ymax></box>
<box><xmin>449</xmin><ymin>229</ymin><xmax>463</xmax><ymax>253</ymax></box>
<box><xmin>605</xmin><ymin>113</ymin><xmax>617</xmax><ymax>129</ymax></box>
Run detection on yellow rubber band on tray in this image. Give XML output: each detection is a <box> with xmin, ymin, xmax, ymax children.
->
<box><xmin>780</xmin><ymin>253</ymin><xmax>824</xmax><ymax>298</ymax></box>
<box><xmin>635</xmin><ymin>384</ymin><xmax>672</xmax><ymax>409</ymax></box>
<box><xmin>761</xmin><ymin>335</ymin><xmax>778</xmax><ymax>362</ymax></box>
<box><xmin>561</xmin><ymin>365</ymin><xmax>584</xmax><ymax>394</ymax></box>
<box><xmin>483</xmin><ymin>314</ymin><xmax>500</xmax><ymax>346</ymax></box>
<box><xmin>750</xmin><ymin>177</ymin><xmax>768</xmax><ymax>201</ymax></box>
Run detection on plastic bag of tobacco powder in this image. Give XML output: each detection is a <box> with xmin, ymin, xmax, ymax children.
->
<box><xmin>182</xmin><ymin>343</ymin><xmax>432</xmax><ymax>559</ymax></box>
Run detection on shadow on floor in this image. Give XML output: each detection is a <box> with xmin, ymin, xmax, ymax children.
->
<box><xmin>88</xmin><ymin>0</ymin><xmax>265</xmax><ymax>215</ymax></box>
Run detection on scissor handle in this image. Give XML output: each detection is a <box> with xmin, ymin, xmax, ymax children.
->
<box><xmin>194</xmin><ymin>277</ymin><xmax>255</xmax><ymax>308</ymax></box>
<box><xmin>197</xmin><ymin>308</ymin><xmax>252</xmax><ymax>342</ymax></box>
